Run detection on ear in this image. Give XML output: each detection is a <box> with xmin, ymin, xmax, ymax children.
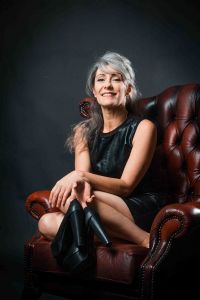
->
<box><xmin>126</xmin><ymin>84</ymin><xmax>132</xmax><ymax>96</ymax></box>
<box><xmin>92</xmin><ymin>88</ymin><xmax>96</xmax><ymax>97</ymax></box>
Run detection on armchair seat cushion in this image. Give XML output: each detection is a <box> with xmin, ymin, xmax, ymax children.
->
<box><xmin>25</xmin><ymin>235</ymin><xmax>148</xmax><ymax>285</ymax></box>
<box><xmin>95</xmin><ymin>241</ymin><xmax>148</xmax><ymax>284</ymax></box>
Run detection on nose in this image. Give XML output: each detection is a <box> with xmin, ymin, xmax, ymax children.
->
<box><xmin>104</xmin><ymin>78</ymin><xmax>113</xmax><ymax>89</ymax></box>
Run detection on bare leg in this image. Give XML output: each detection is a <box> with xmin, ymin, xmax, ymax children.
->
<box><xmin>38</xmin><ymin>191</ymin><xmax>150</xmax><ymax>247</ymax></box>
<box><xmin>38</xmin><ymin>212</ymin><xmax>65</xmax><ymax>240</ymax></box>
<box><xmin>92</xmin><ymin>191</ymin><xmax>150</xmax><ymax>248</ymax></box>
<box><xmin>38</xmin><ymin>199</ymin><xmax>72</xmax><ymax>240</ymax></box>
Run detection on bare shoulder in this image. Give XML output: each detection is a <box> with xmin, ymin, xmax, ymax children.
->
<box><xmin>74</xmin><ymin>122</ymin><xmax>85</xmax><ymax>136</ymax></box>
<box><xmin>133</xmin><ymin>119</ymin><xmax>157</xmax><ymax>144</ymax></box>
<box><xmin>74</xmin><ymin>122</ymin><xmax>88</xmax><ymax>142</ymax></box>
<box><xmin>137</xmin><ymin>119</ymin><xmax>156</xmax><ymax>130</ymax></box>
<box><xmin>135</xmin><ymin>119</ymin><xmax>157</xmax><ymax>135</ymax></box>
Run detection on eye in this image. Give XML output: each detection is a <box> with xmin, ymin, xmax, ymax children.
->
<box><xmin>96</xmin><ymin>78</ymin><xmax>104</xmax><ymax>82</ymax></box>
<box><xmin>113</xmin><ymin>77</ymin><xmax>121</xmax><ymax>81</ymax></box>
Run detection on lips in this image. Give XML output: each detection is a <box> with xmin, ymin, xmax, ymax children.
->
<box><xmin>101</xmin><ymin>92</ymin><xmax>116</xmax><ymax>96</ymax></box>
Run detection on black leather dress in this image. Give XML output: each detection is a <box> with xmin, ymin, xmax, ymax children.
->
<box><xmin>89</xmin><ymin>114</ymin><xmax>164</xmax><ymax>231</ymax></box>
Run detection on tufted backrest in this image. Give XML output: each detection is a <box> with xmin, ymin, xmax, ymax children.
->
<box><xmin>80</xmin><ymin>84</ymin><xmax>200</xmax><ymax>204</ymax></box>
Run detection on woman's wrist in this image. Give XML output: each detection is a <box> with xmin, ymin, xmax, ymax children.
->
<box><xmin>75</xmin><ymin>170</ymin><xmax>84</xmax><ymax>176</ymax></box>
<box><xmin>76</xmin><ymin>170</ymin><xmax>89</xmax><ymax>183</ymax></box>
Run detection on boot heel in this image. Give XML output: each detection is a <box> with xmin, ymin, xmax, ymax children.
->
<box><xmin>84</xmin><ymin>207</ymin><xmax>112</xmax><ymax>247</ymax></box>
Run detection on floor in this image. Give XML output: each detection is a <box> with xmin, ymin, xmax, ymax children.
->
<box><xmin>0</xmin><ymin>194</ymin><xmax>68</xmax><ymax>300</ymax></box>
<box><xmin>0</xmin><ymin>254</ymin><xmax>67</xmax><ymax>300</ymax></box>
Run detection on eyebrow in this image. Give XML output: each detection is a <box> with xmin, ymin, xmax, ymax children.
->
<box><xmin>96</xmin><ymin>73</ymin><xmax>122</xmax><ymax>77</ymax></box>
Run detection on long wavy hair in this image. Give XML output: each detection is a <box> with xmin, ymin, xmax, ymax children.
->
<box><xmin>66</xmin><ymin>51</ymin><xmax>140</xmax><ymax>152</ymax></box>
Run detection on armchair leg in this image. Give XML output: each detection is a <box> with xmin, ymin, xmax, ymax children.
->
<box><xmin>23</xmin><ymin>244</ymin><xmax>42</xmax><ymax>300</ymax></box>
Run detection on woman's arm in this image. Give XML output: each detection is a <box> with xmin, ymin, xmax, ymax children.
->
<box><xmin>79</xmin><ymin>119</ymin><xmax>157</xmax><ymax>196</ymax></box>
<box><xmin>74</xmin><ymin>137</ymin><xmax>91</xmax><ymax>172</ymax></box>
<box><xmin>49</xmin><ymin>126</ymin><xmax>92</xmax><ymax>207</ymax></box>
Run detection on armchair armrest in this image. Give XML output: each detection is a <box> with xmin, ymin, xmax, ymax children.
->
<box><xmin>150</xmin><ymin>201</ymin><xmax>200</xmax><ymax>249</ymax></box>
<box><xmin>25</xmin><ymin>190</ymin><xmax>59</xmax><ymax>220</ymax></box>
<box><xmin>140</xmin><ymin>201</ymin><xmax>200</xmax><ymax>300</ymax></box>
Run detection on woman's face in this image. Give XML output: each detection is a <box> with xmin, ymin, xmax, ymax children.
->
<box><xmin>92</xmin><ymin>65</ymin><xmax>131</xmax><ymax>109</ymax></box>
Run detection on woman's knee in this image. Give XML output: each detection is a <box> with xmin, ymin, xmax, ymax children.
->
<box><xmin>38</xmin><ymin>213</ymin><xmax>52</xmax><ymax>235</ymax></box>
<box><xmin>38</xmin><ymin>212</ymin><xmax>63</xmax><ymax>238</ymax></box>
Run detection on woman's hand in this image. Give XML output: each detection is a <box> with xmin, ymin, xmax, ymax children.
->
<box><xmin>49</xmin><ymin>170</ymin><xmax>94</xmax><ymax>208</ymax></box>
<box><xmin>49</xmin><ymin>170</ymin><xmax>86</xmax><ymax>208</ymax></box>
<box><xmin>65</xmin><ymin>181</ymin><xmax>95</xmax><ymax>208</ymax></box>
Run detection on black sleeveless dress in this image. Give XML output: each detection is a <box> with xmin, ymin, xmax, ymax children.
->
<box><xmin>89</xmin><ymin>114</ymin><xmax>163</xmax><ymax>231</ymax></box>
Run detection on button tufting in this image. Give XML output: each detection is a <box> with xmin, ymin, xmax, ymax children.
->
<box><xmin>188</xmin><ymin>188</ymin><xmax>194</xmax><ymax>195</ymax></box>
<box><xmin>176</xmin><ymin>136</ymin><xmax>182</xmax><ymax>145</ymax></box>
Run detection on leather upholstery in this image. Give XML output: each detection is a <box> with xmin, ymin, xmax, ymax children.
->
<box><xmin>27</xmin><ymin>233</ymin><xmax>148</xmax><ymax>285</ymax></box>
<box><xmin>139</xmin><ymin>84</ymin><xmax>200</xmax><ymax>203</ymax></box>
<box><xmin>23</xmin><ymin>83</ymin><xmax>200</xmax><ymax>300</ymax></box>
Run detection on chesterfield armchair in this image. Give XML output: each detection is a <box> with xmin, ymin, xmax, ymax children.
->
<box><xmin>23</xmin><ymin>83</ymin><xmax>200</xmax><ymax>300</ymax></box>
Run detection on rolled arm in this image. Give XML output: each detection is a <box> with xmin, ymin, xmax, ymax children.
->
<box><xmin>140</xmin><ymin>201</ymin><xmax>200</xmax><ymax>300</ymax></box>
<box><xmin>150</xmin><ymin>201</ymin><xmax>200</xmax><ymax>249</ymax></box>
<box><xmin>25</xmin><ymin>190</ymin><xmax>59</xmax><ymax>220</ymax></box>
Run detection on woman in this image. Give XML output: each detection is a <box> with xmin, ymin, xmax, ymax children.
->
<box><xmin>38</xmin><ymin>52</ymin><xmax>159</xmax><ymax>264</ymax></box>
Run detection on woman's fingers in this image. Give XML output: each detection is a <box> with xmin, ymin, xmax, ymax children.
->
<box><xmin>49</xmin><ymin>179</ymin><xmax>73</xmax><ymax>208</ymax></box>
<box><xmin>60</xmin><ymin>194</ymin><xmax>74</xmax><ymax>213</ymax></box>
<box><xmin>86</xmin><ymin>194</ymin><xmax>95</xmax><ymax>203</ymax></box>
<box><xmin>60</xmin><ymin>190</ymin><xmax>71</xmax><ymax>207</ymax></box>
<box><xmin>72</xmin><ymin>181</ymin><xmax>94</xmax><ymax>204</ymax></box>
<box><xmin>61</xmin><ymin>184</ymin><xmax>77</xmax><ymax>207</ymax></box>
<box><xmin>49</xmin><ymin>186</ymin><xmax>55</xmax><ymax>204</ymax></box>
<box><xmin>82</xmin><ymin>182</ymin><xmax>94</xmax><ymax>202</ymax></box>
<box><xmin>56</xmin><ymin>187</ymin><xmax>67</xmax><ymax>208</ymax></box>
<box><xmin>49</xmin><ymin>184</ymin><xmax>61</xmax><ymax>207</ymax></box>
<box><xmin>70</xmin><ymin>184</ymin><xmax>78</xmax><ymax>200</ymax></box>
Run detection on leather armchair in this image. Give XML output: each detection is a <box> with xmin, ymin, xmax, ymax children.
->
<box><xmin>23</xmin><ymin>83</ymin><xmax>200</xmax><ymax>300</ymax></box>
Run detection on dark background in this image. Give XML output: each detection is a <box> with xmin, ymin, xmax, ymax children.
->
<box><xmin>0</xmin><ymin>0</ymin><xmax>199</xmax><ymax>299</ymax></box>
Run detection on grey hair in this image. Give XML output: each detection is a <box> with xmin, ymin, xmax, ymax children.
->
<box><xmin>66</xmin><ymin>51</ymin><xmax>139</xmax><ymax>152</ymax></box>
<box><xmin>86</xmin><ymin>51</ymin><xmax>138</xmax><ymax>101</ymax></box>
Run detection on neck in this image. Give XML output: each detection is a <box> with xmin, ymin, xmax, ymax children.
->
<box><xmin>101</xmin><ymin>107</ymin><xmax>128</xmax><ymax>133</ymax></box>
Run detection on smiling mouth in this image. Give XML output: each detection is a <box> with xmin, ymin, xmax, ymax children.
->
<box><xmin>101</xmin><ymin>92</ymin><xmax>116</xmax><ymax>96</ymax></box>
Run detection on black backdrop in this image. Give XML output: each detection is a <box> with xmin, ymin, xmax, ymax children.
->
<box><xmin>0</xmin><ymin>0</ymin><xmax>199</xmax><ymax>299</ymax></box>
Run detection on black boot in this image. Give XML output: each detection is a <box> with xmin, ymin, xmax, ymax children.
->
<box><xmin>51</xmin><ymin>199</ymin><xmax>85</xmax><ymax>263</ymax></box>
<box><xmin>60</xmin><ymin>205</ymin><xmax>112</xmax><ymax>274</ymax></box>
<box><xmin>62</xmin><ymin>207</ymin><xmax>103</xmax><ymax>274</ymax></box>
<box><xmin>84</xmin><ymin>207</ymin><xmax>112</xmax><ymax>247</ymax></box>
<box><xmin>62</xmin><ymin>241</ymin><xmax>91</xmax><ymax>274</ymax></box>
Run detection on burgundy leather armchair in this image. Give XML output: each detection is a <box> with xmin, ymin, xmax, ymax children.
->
<box><xmin>23</xmin><ymin>83</ymin><xmax>200</xmax><ymax>300</ymax></box>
